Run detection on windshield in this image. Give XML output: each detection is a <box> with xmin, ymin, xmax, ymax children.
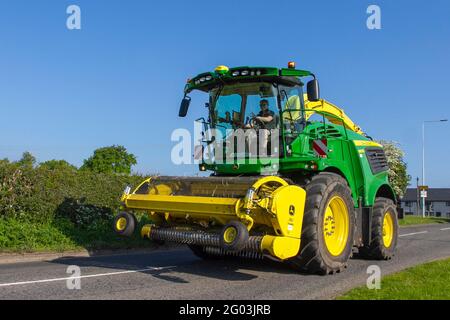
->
<box><xmin>279</xmin><ymin>84</ymin><xmax>306</xmax><ymax>136</ymax></box>
<box><xmin>210</xmin><ymin>82</ymin><xmax>278</xmax><ymax>135</ymax></box>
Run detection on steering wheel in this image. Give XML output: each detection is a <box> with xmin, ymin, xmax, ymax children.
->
<box><xmin>249</xmin><ymin>116</ymin><xmax>267</xmax><ymax>129</ymax></box>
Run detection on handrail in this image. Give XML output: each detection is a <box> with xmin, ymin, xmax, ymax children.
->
<box><xmin>282</xmin><ymin>94</ymin><xmax>365</xmax><ymax>136</ymax></box>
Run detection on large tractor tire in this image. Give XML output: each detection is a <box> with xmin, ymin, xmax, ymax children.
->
<box><xmin>359</xmin><ymin>197</ymin><xmax>398</xmax><ymax>260</ymax></box>
<box><xmin>290</xmin><ymin>172</ymin><xmax>355</xmax><ymax>275</ymax></box>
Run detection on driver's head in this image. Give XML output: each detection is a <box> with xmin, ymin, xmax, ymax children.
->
<box><xmin>259</xmin><ymin>99</ymin><xmax>269</xmax><ymax>111</ymax></box>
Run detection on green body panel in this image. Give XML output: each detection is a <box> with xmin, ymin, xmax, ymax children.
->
<box><xmin>190</xmin><ymin>66</ymin><xmax>396</xmax><ymax>208</ymax></box>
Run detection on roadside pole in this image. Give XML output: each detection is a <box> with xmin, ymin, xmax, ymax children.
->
<box><xmin>421</xmin><ymin>119</ymin><xmax>448</xmax><ymax>218</ymax></box>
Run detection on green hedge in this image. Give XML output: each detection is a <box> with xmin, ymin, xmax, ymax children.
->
<box><xmin>0</xmin><ymin>160</ymin><xmax>144</xmax><ymax>224</ymax></box>
<box><xmin>0</xmin><ymin>217</ymin><xmax>152</xmax><ymax>253</ymax></box>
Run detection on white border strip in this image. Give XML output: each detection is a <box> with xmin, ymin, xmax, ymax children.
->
<box><xmin>399</xmin><ymin>231</ymin><xmax>428</xmax><ymax>237</ymax></box>
<box><xmin>0</xmin><ymin>266</ymin><xmax>174</xmax><ymax>288</ymax></box>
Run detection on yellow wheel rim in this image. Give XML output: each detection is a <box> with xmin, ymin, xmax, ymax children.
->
<box><xmin>116</xmin><ymin>217</ymin><xmax>127</xmax><ymax>231</ymax></box>
<box><xmin>382</xmin><ymin>211</ymin><xmax>394</xmax><ymax>248</ymax></box>
<box><xmin>323</xmin><ymin>196</ymin><xmax>349</xmax><ymax>256</ymax></box>
<box><xmin>223</xmin><ymin>227</ymin><xmax>237</xmax><ymax>244</ymax></box>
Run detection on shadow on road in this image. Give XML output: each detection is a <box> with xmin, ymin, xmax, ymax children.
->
<box><xmin>50</xmin><ymin>247</ymin><xmax>303</xmax><ymax>283</ymax></box>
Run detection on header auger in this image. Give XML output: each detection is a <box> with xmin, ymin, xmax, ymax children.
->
<box><xmin>113</xmin><ymin>62</ymin><xmax>399</xmax><ymax>275</ymax></box>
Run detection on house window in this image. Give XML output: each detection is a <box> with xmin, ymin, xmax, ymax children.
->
<box><xmin>446</xmin><ymin>202</ymin><xmax>450</xmax><ymax>207</ymax></box>
<box><xmin>404</xmin><ymin>201</ymin><xmax>412</xmax><ymax>207</ymax></box>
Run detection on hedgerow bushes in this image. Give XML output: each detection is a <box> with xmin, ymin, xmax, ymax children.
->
<box><xmin>0</xmin><ymin>159</ymin><xmax>144</xmax><ymax>225</ymax></box>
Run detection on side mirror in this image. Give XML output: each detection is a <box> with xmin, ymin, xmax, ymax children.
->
<box><xmin>307</xmin><ymin>79</ymin><xmax>320</xmax><ymax>102</ymax></box>
<box><xmin>179</xmin><ymin>95</ymin><xmax>191</xmax><ymax>117</ymax></box>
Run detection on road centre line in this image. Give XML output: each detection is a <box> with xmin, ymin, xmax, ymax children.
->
<box><xmin>0</xmin><ymin>266</ymin><xmax>175</xmax><ymax>288</ymax></box>
<box><xmin>399</xmin><ymin>231</ymin><xmax>428</xmax><ymax>237</ymax></box>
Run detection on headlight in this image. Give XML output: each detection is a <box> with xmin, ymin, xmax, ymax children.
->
<box><xmin>241</xmin><ymin>70</ymin><xmax>249</xmax><ymax>76</ymax></box>
<box><xmin>231</xmin><ymin>71</ymin><xmax>240</xmax><ymax>76</ymax></box>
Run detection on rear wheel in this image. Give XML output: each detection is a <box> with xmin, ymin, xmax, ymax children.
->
<box><xmin>290</xmin><ymin>172</ymin><xmax>355</xmax><ymax>275</ymax></box>
<box><xmin>360</xmin><ymin>197</ymin><xmax>398</xmax><ymax>259</ymax></box>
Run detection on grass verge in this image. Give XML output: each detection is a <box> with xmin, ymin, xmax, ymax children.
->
<box><xmin>399</xmin><ymin>215</ymin><xmax>450</xmax><ymax>226</ymax></box>
<box><xmin>339</xmin><ymin>258</ymin><xmax>450</xmax><ymax>300</ymax></box>
<box><xmin>0</xmin><ymin>217</ymin><xmax>150</xmax><ymax>253</ymax></box>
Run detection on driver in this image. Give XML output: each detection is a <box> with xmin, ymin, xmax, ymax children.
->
<box><xmin>244</xmin><ymin>99</ymin><xmax>277</xmax><ymax>157</ymax></box>
<box><xmin>245</xmin><ymin>99</ymin><xmax>275</xmax><ymax>129</ymax></box>
<box><xmin>254</xmin><ymin>99</ymin><xmax>275</xmax><ymax>129</ymax></box>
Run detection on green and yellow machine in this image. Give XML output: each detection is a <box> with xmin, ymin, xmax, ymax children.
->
<box><xmin>113</xmin><ymin>62</ymin><xmax>399</xmax><ymax>275</ymax></box>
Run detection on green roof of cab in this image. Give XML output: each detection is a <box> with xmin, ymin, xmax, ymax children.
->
<box><xmin>184</xmin><ymin>66</ymin><xmax>312</xmax><ymax>93</ymax></box>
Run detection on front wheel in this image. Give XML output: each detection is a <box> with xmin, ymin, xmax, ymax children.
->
<box><xmin>290</xmin><ymin>172</ymin><xmax>355</xmax><ymax>275</ymax></box>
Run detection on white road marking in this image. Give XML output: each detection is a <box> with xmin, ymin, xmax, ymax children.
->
<box><xmin>399</xmin><ymin>231</ymin><xmax>428</xmax><ymax>237</ymax></box>
<box><xmin>440</xmin><ymin>227</ymin><xmax>450</xmax><ymax>231</ymax></box>
<box><xmin>0</xmin><ymin>266</ymin><xmax>175</xmax><ymax>288</ymax></box>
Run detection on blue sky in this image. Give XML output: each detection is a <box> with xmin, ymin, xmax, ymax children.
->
<box><xmin>1</xmin><ymin>0</ymin><xmax>449</xmax><ymax>187</ymax></box>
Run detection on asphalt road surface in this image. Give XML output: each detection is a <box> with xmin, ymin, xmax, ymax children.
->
<box><xmin>1</xmin><ymin>223</ymin><xmax>449</xmax><ymax>300</ymax></box>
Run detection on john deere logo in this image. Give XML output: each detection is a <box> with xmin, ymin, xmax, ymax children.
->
<box><xmin>289</xmin><ymin>205</ymin><xmax>295</xmax><ymax>216</ymax></box>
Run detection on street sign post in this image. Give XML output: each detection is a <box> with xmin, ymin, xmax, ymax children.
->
<box><xmin>419</xmin><ymin>185</ymin><xmax>428</xmax><ymax>217</ymax></box>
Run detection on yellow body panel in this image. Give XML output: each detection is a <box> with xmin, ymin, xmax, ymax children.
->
<box><xmin>125</xmin><ymin>194</ymin><xmax>239</xmax><ymax>215</ymax></box>
<box><xmin>268</xmin><ymin>185</ymin><xmax>306</xmax><ymax>238</ymax></box>
<box><xmin>261</xmin><ymin>236</ymin><xmax>301</xmax><ymax>260</ymax></box>
<box><xmin>353</xmin><ymin>140</ymin><xmax>383</xmax><ymax>148</ymax></box>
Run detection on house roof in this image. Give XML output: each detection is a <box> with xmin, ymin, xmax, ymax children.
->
<box><xmin>402</xmin><ymin>188</ymin><xmax>450</xmax><ymax>201</ymax></box>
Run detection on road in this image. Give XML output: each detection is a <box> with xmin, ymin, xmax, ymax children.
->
<box><xmin>0</xmin><ymin>223</ymin><xmax>449</xmax><ymax>300</ymax></box>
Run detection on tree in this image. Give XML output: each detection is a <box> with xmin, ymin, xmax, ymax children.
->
<box><xmin>39</xmin><ymin>159</ymin><xmax>77</xmax><ymax>171</ymax></box>
<box><xmin>378</xmin><ymin>140</ymin><xmax>411</xmax><ymax>198</ymax></box>
<box><xmin>16</xmin><ymin>151</ymin><xmax>36</xmax><ymax>168</ymax></box>
<box><xmin>80</xmin><ymin>145</ymin><xmax>137</xmax><ymax>174</ymax></box>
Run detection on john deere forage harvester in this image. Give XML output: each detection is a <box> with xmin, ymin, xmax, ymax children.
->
<box><xmin>113</xmin><ymin>62</ymin><xmax>398</xmax><ymax>275</ymax></box>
